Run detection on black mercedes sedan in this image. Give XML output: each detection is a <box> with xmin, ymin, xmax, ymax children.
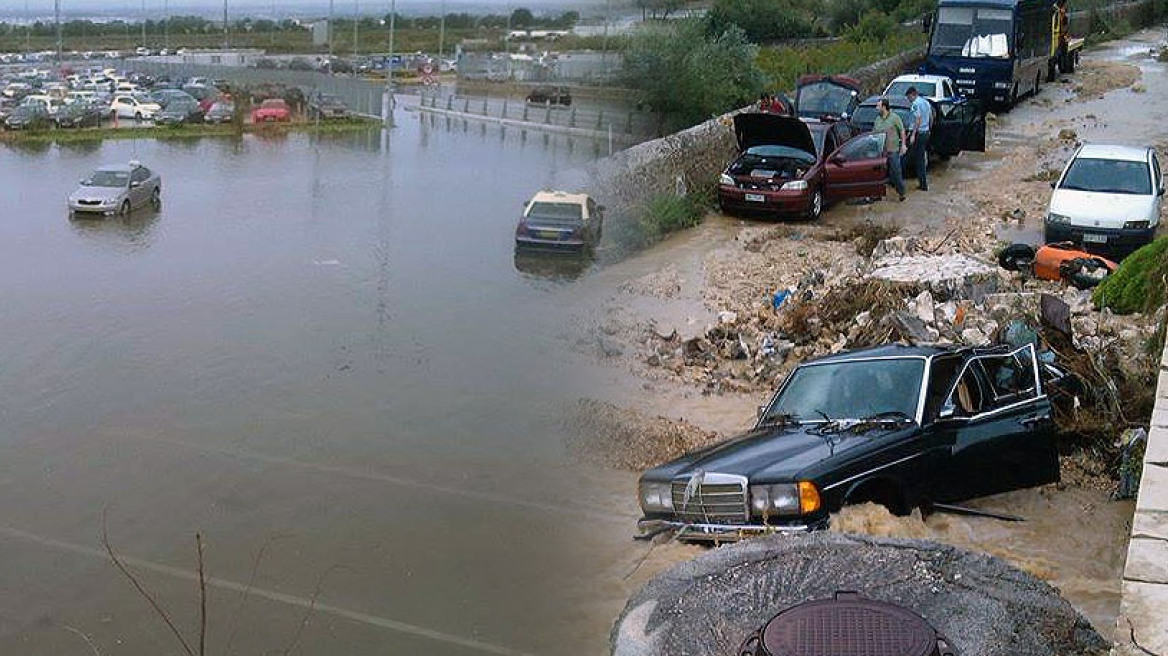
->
<box><xmin>637</xmin><ymin>344</ymin><xmax>1060</xmax><ymax>542</ymax></box>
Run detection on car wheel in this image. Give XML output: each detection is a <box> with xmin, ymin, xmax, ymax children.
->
<box><xmin>134</xmin><ymin>112</ymin><xmax>143</xmax><ymax>121</ymax></box>
<box><xmin>807</xmin><ymin>188</ymin><xmax>823</xmax><ymax>221</ymax></box>
<box><xmin>151</xmin><ymin>187</ymin><xmax>161</xmax><ymax>206</ymax></box>
<box><xmin>120</xmin><ymin>199</ymin><xmax>131</xmax><ymax>216</ymax></box>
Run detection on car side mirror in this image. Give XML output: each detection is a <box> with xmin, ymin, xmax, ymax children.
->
<box><xmin>1158</xmin><ymin>187</ymin><xmax>1165</xmax><ymax>197</ymax></box>
<box><xmin>130</xmin><ymin>181</ymin><xmax>141</xmax><ymax>188</ymax></box>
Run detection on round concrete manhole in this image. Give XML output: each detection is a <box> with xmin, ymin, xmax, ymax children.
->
<box><xmin>738</xmin><ymin>591</ymin><xmax>955</xmax><ymax>656</ymax></box>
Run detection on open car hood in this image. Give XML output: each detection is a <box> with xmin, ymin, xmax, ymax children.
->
<box><xmin>795</xmin><ymin>75</ymin><xmax>863</xmax><ymax>120</ymax></box>
<box><xmin>733</xmin><ymin>113</ymin><xmax>816</xmax><ymax>157</ymax></box>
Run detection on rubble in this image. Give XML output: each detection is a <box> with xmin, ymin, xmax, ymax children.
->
<box><xmin>564</xmin><ymin>399</ymin><xmax>721</xmax><ymax>470</ymax></box>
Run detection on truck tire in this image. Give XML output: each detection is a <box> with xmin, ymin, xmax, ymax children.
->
<box><xmin>1064</xmin><ymin>51</ymin><xmax>1076</xmax><ymax>74</ymax></box>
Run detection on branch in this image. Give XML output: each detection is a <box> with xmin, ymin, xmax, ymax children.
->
<box><xmin>197</xmin><ymin>533</ymin><xmax>207</xmax><ymax>656</ymax></box>
<box><xmin>101</xmin><ymin>513</ymin><xmax>196</xmax><ymax>656</ymax></box>
<box><xmin>61</xmin><ymin>624</ymin><xmax>102</xmax><ymax>656</ymax></box>
<box><xmin>224</xmin><ymin>534</ymin><xmax>292</xmax><ymax>656</ymax></box>
<box><xmin>280</xmin><ymin>565</ymin><xmax>341</xmax><ymax>656</ymax></box>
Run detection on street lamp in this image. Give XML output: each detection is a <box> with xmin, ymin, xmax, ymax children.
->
<box><xmin>354</xmin><ymin>0</ymin><xmax>359</xmax><ymax>57</ymax></box>
<box><xmin>385</xmin><ymin>0</ymin><xmax>396</xmax><ymax>127</ymax></box>
<box><xmin>328</xmin><ymin>0</ymin><xmax>334</xmax><ymax>58</ymax></box>
<box><xmin>438</xmin><ymin>0</ymin><xmax>446</xmax><ymax>59</ymax></box>
<box><xmin>223</xmin><ymin>0</ymin><xmax>229</xmax><ymax>49</ymax></box>
<box><xmin>141</xmin><ymin>0</ymin><xmax>146</xmax><ymax>47</ymax></box>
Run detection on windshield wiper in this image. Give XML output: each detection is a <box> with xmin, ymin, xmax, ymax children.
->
<box><xmin>759</xmin><ymin>412</ymin><xmax>800</xmax><ymax>428</ymax></box>
<box><xmin>858</xmin><ymin>411</ymin><xmax>914</xmax><ymax>424</ymax></box>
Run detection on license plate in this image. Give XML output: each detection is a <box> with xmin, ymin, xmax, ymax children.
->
<box><xmin>538</xmin><ymin>230</ymin><xmax>561</xmax><ymax>239</ymax></box>
<box><xmin>745</xmin><ymin>193</ymin><xmax>766</xmax><ymax>203</ymax></box>
<box><xmin>1082</xmin><ymin>233</ymin><xmax>1108</xmax><ymax>244</ymax></box>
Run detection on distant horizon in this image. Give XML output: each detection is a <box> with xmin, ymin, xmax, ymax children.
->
<box><xmin>0</xmin><ymin>0</ymin><xmax>616</xmax><ymax>22</ymax></box>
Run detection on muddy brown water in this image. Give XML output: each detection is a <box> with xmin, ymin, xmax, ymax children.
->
<box><xmin>0</xmin><ymin>119</ymin><xmax>646</xmax><ymax>655</ymax></box>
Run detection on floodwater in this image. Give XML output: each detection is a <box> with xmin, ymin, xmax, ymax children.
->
<box><xmin>0</xmin><ymin>118</ymin><xmax>636</xmax><ymax>655</ymax></box>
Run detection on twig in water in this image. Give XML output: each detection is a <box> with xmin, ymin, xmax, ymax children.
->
<box><xmin>279</xmin><ymin>564</ymin><xmax>342</xmax><ymax>656</ymax></box>
<box><xmin>101</xmin><ymin>511</ymin><xmax>196</xmax><ymax>656</ymax></box>
<box><xmin>61</xmin><ymin>624</ymin><xmax>102</xmax><ymax>656</ymax></box>
<box><xmin>197</xmin><ymin>533</ymin><xmax>206</xmax><ymax>656</ymax></box>
<box><xmin>224</xmin><ymin>534</ymin><xmax>292</xmax><ymax>656</ymax></box>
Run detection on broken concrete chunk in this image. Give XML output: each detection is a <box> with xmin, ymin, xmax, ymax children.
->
<box><xmin>915</xmin><ymin>290</ymin><xmax>936</xmax><ymax>325</ymax></box>
<box><xmin>1058</xmin><ymin>128</ymin><xmax>1077</xmax><ymax>141</ymax></box>
<box><xmin>869</xmin><ymin>255</ymin><xmax>997</xmax><ymax>299</ymax></box>
<box><xmin>962</xmin><ymin>327</ymin><xmax>990</xmax><ymax>346</ymax></box>
<box><xmin>717</xmin><ymin>310</ymin><xmax>738</xmax><ymax>325</ymax></box>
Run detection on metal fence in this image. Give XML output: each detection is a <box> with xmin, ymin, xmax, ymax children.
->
<box><xmin>119</xmin><ymin>60</ymin><xmax>386</xmax><ymax>118</ymax></box>
<box><xmin>417</xmin><ymin>92</ymin><xmax>657</xmax><ymax>140</ymax></box>
<box><xmin>457</xmin><ymin>51</ymin><xmax>622</xmax><ymax>84</ymax></box>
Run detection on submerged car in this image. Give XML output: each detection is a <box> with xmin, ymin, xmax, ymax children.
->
<box><xmin>514</xmin><ymin>190</ymin><xmax>603</xmax><ymax>252</ymax></box>
<box><xmin>851</xmin><ymin>94</ymin><xmax>986</xmax><ymax>160</ymax></box>
<box><xmin>793</xmin><ymin>75</ymin><xmax>862</xmax><ymax>122</ymax></box>
<box><xmin>638</xmin><ymin>344</ymin><xmax>1060</xmax><ymax>542</ymax></box>
<box><xmin>1045</xmin><ymin>144</ymin><xmax>1163</xmax><ymax>259</ymax></box>
<box><xmin>717</xmin><ymin>113</ymin><xmax>889</xmax><ymax>220</ymax></box>
<box><xmin>526</xmin><ymin>86</ymin><xmax>571</xmax><ymax>107</ymax></box>
<box><xmin>68</xmin><ymin>161</ymin><xmax>161</xmax><ymax>216</ymax></box>
<box><xmin>204</xmin><ymin>101</ymin><xmax>235</xmax><ymax>124</ymax></box>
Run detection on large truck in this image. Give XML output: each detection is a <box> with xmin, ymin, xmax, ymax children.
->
<box><xmin>924</xmin><ymin>0</ymin><xmax>1082</xmax><ymax>108</ymax></box>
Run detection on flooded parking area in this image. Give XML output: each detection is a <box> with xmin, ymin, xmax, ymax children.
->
<box><xmin>0</xmin><ymin>119</ymin><xmax>636</xmax><ymax>654</ymax></box>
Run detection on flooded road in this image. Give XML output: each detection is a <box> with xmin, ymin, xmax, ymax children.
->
<box><xmin>0</xmin><ymin>120</ymin><xmax>635</xmax><ymax>654</ymax></box>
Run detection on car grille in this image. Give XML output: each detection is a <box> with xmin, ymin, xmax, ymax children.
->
<box><xmin>77</xmin><ymin>199</ymin><xmax>102</xmax><ymax>206</ymax></box>
<box><xmin>671</xmin><ymin>473</ymin><xmax>749</xmax><ymax>524</ymax></box>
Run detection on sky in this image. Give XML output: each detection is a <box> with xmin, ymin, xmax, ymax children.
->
<box><xmin>0</xmin><ymin>0</ymin><xmax>607</xmax><ymax>18</ymax></box>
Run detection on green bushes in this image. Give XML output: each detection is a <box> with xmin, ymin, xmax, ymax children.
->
<box><xmin>1093</xmin><ymin>237</ymin><xmax>1168</xmax><ymax>314</ymax></box>
<box><xmin>843</xmin><ymin>11</ymin><xmax>899</xmax><ymax>43</ymax></box>
<box><xmin>626</xmin><ymin>191</ymin><xmax>711</xmax><ymax>248</ymax></box>
<box><xmin>706</xmin><ymin>0</ymin><xmax>824</xmax><ymax>42</ymax></box>
<box><xmin>756</xmin><ymin>30</ymin><xmax>925</xmax><ymax>93</ymax></box>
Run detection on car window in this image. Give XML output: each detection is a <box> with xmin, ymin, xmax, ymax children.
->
<box><xmin>923</xmin><ymin>355</ymin><xmax>963</xmax><ymax>421</ymax></box>
<box><xmin>1153</xmin><ymin>153</ymin><xmax>1162</xmax><ymax>191</ymax></box>
<box><xmin>131</xmin><ymin>168</ymin><xmax>149</xmax><ymax>183</ymax></box>
<box><xmin>943</xmin><ymin>347</ymin><xmax>1038</xmax><ymax>417</ymax></box>
<box><xmin>886</xmin><ymin>81</ymin><xmax>937</xmax><ymax>98</ymax></box>
<box><xmin>768</xmin><ymin>358</ymin><xmax>924</xmax><ymax>421</ymax></box>
<box><xmin>978</xmin><ymin>350</ymin><xmax>1037</xmax><ymax>402</ymax></box>
<box><xmin>836</xmin><ymin>133</ymin><xmax>886</xmax><ymax>161</ymax></box>
<box><xmin>526</xmin><ymin>201</ymin><xmax>583</xmax><ymax>226</ymax></box>
<box><xmin>1060</xmin><ymin>157</ymin><xmax>1152</xmax><ymax>195</ymax></box>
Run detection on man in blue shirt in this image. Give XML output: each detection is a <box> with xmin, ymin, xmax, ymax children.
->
<box><xmin>904</xmin><ymin>86</ymin><xmax>932</xmax><ymax>191</ymax></box>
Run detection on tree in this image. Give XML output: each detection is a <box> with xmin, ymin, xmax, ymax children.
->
<box><xmin>623</xmin><ymin>19</ymin><xmax>765</xmax><ymax>131</ymax></box>
<box><xmin>635</xmin><ymin>0</ymin><xmax>687</xmax><ymax>21</ymax></box>
<box><xmin>510</xmin><ymin>8</ymin><xmax>534</xmax><ymax>28</ymax></box>
<box><xmin>706</xmin><ymin>0</ymin><xmax>821</xmax><ymax>42</ymax></box>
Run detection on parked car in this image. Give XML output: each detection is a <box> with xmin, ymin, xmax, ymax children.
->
<box><xmin>155</xmin><ymin>99</ymin><xmax>204</xmax><ymax>126</ymax></box>
<box><xmin>68</xmin><ymin>161</ymin><xmax>161</xmax><ymax>216</ymax></box>
<box><xmin>637</xmin><ymin>343</ymin><xmax>1061</xmax><ymax>542</ymax></box>
<box><xmin>525</xmin><ymin>86</ymin><xmax>571</xmax><ymax>107</ymax></box>
<box><xmin>110</xmin><ymin>94</ymin><xmax>161</xmax><ymax>120</ymax></box>
<box><xmin>1044</xmin><ymin>143</ymin><xmax>1163</xmax><ymax>258</ymax></box>
<box><xmin>718</xmin><ymin>113</ymin><xmax>889</xmax><ymax>220</ymax></box>
<box><xmin>307</xmin><ymin>92</ymin><xmax>351</xmax><ymax>119</ymax></box>
<box><xmin>850</xmin><ymin>94</ymin><xmax>985</xmax><ymax>160</ymax></box>
<box><xmin>883</xmin><ymin>74</ymin><xmax>960</xmax><ymax>102</ymax></box>
<box><xmin>149</xmin><ymin>89</ymin><xmax>196</xmax><ymax>108</ymax></box>
<box><xmin>251</xmin><ymin>98</ymin><xmax>291</xmax><ymax>123</ymax></box>
<box><xmin>4</xmin><ymin>104</ymin><xmax>51</xmax><ymax>130</ymax></box>
<box><xmin>793</xmin><ymin>75</ymin><xmax>862</xmax><ymax>121</ymax></box>
<box><xmin>54</xmin><ymin>101</ymin><xmax>102</xmax><ymax>128</ymax></box>
<box><xmin>2</xmin><ymin>82</ymin><xmax>32</xmax><ymax>98</ymax></box>
<box><xmin>20</xmin><ymin>94</ymin><xmax>64</xmax><ymax>116</ymax></box>
<box><xmin>204</xmin><ymin>101</ymin><xmax>235</xmax><ymax>124</ymax></box>
<box><xmin>514</xmin><ymin>190</ymin><xmax>603</xmax><ymax>252</ymax></box>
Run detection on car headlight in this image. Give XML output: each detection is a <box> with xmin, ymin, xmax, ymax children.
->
<box><xmin>719</xmin><ymin>173</ymin><xmax>734</xmax><ymax>186</ymax></box>
<box><xmin>750</xmin><ymin>481</ymin><xmax>822</xmax><ymax>517</ymax></box>
<box><xmin>1125</xmin><ymin>220</ymin><xmax>1150</xmax><ymax>230</ymax></box>
<box><xmin>1046</xmin><ymin>212</ymin><xmax>1070</xmax><ymax>225</ymax></box>
<box><xmin>638</xmin><ymin>481</ymin><xmax>673</xmax><ymax>513</ymax></box>
<box><xmin>781</xmin><ymin>180</ymin><xmax>808</xmax><ymax>191</ymax></box>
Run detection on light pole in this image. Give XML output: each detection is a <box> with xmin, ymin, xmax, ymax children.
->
<box><xmin>54</xmin><ymin>0</ymin><xmax>61</xmax><ymax>64</ymax></box>
<box><xmin>328</xmin><ymin>0</ymin><xmax>334</xmax><ymax>58</ymax></box>
<box><xmin>354</xmin><ymin>0</ymin><xmax>359</xmax><ymax>57</ymax></box>
<box><xmin>141</xmin><ymin>0</ymin><xmax>146</xmax><ymax>47</ymax></box>
<box><xmin>222</xmin><ymin>0</ymin><xmax>229</xmax><ymax>49</ymax></box>
<box><xmin>164</xmin><ymin>0</ymin><xmax>169</xmax><ymax>50</ymax></box>
<box><xmin>438</xmin><ymin>0</ymin><xmax>446</xmax><ymax>59</ymax></box>
<box><xmin>385</xmin><ymin>0</ymin><xmax>396</xmax><ymax>127</ymax></box>
<box><xmin>24</xmin><ymin>0</ymin><xmax>30</xmax><ymax>54</ymax></box>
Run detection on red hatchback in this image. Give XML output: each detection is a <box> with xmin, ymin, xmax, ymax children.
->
<box><xmin>718</xmin><ymin>114</ymin><xmax>889</xmax><ymax>221</ymax></box>
<box><xmin>251</xmin><ymin>98</ymin><xmax>291</xmax><ymax>123</ymax></box>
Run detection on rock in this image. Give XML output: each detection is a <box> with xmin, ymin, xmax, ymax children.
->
<box><xmin>647</xmin><ymin>354</ymin><xmax>662</xmax><ymax>367</ymax></box>
<box><xmin>938</xmin><ymin>301</ymin><xmax>958</xmax><ymax>324</ymax></box>
<box><xmin>1131</xmin><ymin>82</ymin><xmax>1146</xmax><ymax>93</ymax></box>
<box><xmin>871</xmin><ymin>236</ymin><xmax>920</xmax><ymax>259</ymax></box>
<box><xmin>611</xmin><ymin>533</ymin><xmax>1108</xmax><ymax>656</ymax></box>
<box><xmin>868</xmin><ymin>255</ymin><xmax>997</xmax><ymax>299</ymax></box>
<box><xmin>599</xmin><ymin>337</ymin><xmax>624</xmax><ymax>357</ymax></box>
<box><xmin>1058</xmin><ymin>128</ymin><xmax>1077</xmax><ymax>141</ymax></box>
<box><xmin>855</xmin><ymin>310</ymin><xmax>872</xmax><ymax>327</ymax></box>
<box><xmin>962</xmin><ymin>327</ymin><xmax>989</xmax><ymax>346</ymax></box>
<box><xmin>717</xmin><ymin>311</ymin><xmax>738</xmax><ymax>325</ymax></box>
<box><xmin>915</xmin><ymin>290</ymin><xmax>936</xmax><ymax>325</ymax></box>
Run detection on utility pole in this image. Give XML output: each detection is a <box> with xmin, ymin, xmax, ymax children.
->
<box><xmin>24</xmin><ymin>0</ymin><xmax>30</xmax><ymax>54</ymax></box>
<box><xmin>328</xmin><ymin>0</ymin><xmax>334</xmax><ymax>58</ymax></box>
<box><xmin>54</xmin><ymin>0</ymin><xmax>61</xmax><ymax>64</ymax></box>
<box><xmin>354</xmin><ymin>0</ymin><xmax>359</xmax><ymax>57</ymax></box>
<box><xmin>602</xmin><ymin>0</ymin><xmax>611</xmax><ymax>76</ymax></box>
<box><xmin>164</xmin><ymin>0</ymin><xmax>170</xmax><ymax>50</ymax></box>
<box><xmin>438</xmin><ymin>0</ymin><xmax>446</xmax><ymax>59</ymax></box>
<box><xmin>141</xmin><ymin>0</ymin><xmax>147</xmax><ymax>47</ymax></box>
<box><xmin>385</xmin><ymin>0</ymin><xmax>396</xmax><ymax>127</ymax></box>
<box><xmin>223</xmin><ymin>0</ymin><xmax>229</xmax><ymax>49</ymax></box>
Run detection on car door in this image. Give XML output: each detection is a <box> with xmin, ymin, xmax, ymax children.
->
<box><xmin>932</xmin><ymin>344</ymin><xmax>1059</xmax><ymax>502</ymax></box>
<box><xmin>931</xmin><ymin>100</ymin><xmax>986</xmax><ymax>156</ymax></box>
<box><xmin>823</xmin><ymin>132</ymin><xmax>888</xmax><ymax>201</ymax></box>
<box><xmin>129</xmin><ymin>167</ymin><xmax>150</xmax><ymax>208</ymax></box>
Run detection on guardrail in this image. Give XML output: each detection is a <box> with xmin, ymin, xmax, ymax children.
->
<box><xmin>415</xmin><ymin>92</ymin><xmax>658</xmax><ymax>141</ymax></box>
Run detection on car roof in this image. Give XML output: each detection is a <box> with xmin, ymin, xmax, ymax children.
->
<box><xmin>888</xmin><ymin>74</ymin><xmax>949</xmax><ymax>84</ymax></box>
<box><xmin>1076</xmin><ymin>143</ymin><xmax>1151</xmax><ymax>162</ymax></box>
<box><xmin>528</xmin><ymin>190</ymin><xmax>589</xmax><ymax>205</ymax></box>
<box><xmin>860</xmin><ymin>95</ymin><xmax>913</xmax><ymax>108</ymax></box>
<box><xmin>802</xmin><ymin>344</ymin><xmax>963</xmax><ymax>365</ymax></box>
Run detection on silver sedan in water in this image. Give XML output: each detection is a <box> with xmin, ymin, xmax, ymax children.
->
<box><xmin>68</xmin><ymin>161</ymin><xmax>162</xmax><ymax>216</ymax></box>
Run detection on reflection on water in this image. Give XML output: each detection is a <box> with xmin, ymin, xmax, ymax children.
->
<box><xmin>513</xmin><ymin>250</ymin><xmax>595</xmax><ymax>282</ymax></box>
<box><xmin>68</xmin><ymin>207</ymin><xmax>162</xmax><ymax>253</ymax></box>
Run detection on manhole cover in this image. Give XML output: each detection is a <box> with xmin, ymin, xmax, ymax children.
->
<box><xmin>739</xmin><ymin>591</ymin><xmax>956</xmax><ymax>656</ymax></box>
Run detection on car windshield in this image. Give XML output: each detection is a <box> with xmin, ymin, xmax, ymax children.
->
<box><xmin>84</xmin><ymin>170</ymin><xmax>129</xmax><ymax>187</ymax></box>
<box><xmin>319</xmin><ymin>94</ymin><xmax>344</xmax><ymax>104</ymax></box>
<box><xmin>797</xmin><ymin>82</ymin><xmax>856</xmax><ymax>118</ymax></box>
<box><xmin>764</xmin><ymin>358</ymin><xmax>925</xmax><ymax>423</ymax></box>
<box><xmin>852</xmin><ymin>105</ymin><xmax>912</xmax><ymax>132</ymax></box>
<box><xmin>930</xmin><ymin>6</ymin><xmax>1013</xmax><ymax>58</ymax></box>
<box><xmin>886</xmin><ymin>81</ymin><xmax>937</xmax><ymax>98</ymax></box>
<box><xmin>526</xmin><ymin>201</ymin><xmax>583</xmax><ymax>226</ymax></box>
<box><xmin>1060</xmin><ymin>157</ymin><xmax>1151</xmax><ymax>194</ymax></box>
<box><xmin>261</xmin><ymin>100</ymin><xmax>286</xmax><ymax>108</ymax></box>
<box><xmin>211</xmin><ymin>103</ymin><xmax>234</xmax><ymax>113</ymax></box>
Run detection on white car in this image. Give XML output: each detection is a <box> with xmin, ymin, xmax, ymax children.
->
<box><xmin>1045</xmin><ymin>144</ymin><xmax>1163</xmax><ymax>258</ymax></box>
<box><xmin>110</xmin><ymin>95</ymin><xmax>161</xmax><ymax>120</ymax></box>
<box><xmin>20</xmin><ymin>94</ymin><xmax>64</xmax><ymax>115</ymax></box>
<box><xmin>884</xmin><ymin>74</ymin><xmax>959</xmax><ymax>102</ymax></box>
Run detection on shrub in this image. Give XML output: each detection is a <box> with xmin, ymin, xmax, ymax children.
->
<box><xmin>706</xmin><ymin>0</ymin><xmax>822</xmax><ymax>42</ymax></box>
<box><xmin>1092</xmin><ymin>237</ymin><xmax>1168</xmax><ymax>314</ymax></box>
<box><xmin>844</xmin><ymin>11</ymin><xmax>898</xmax><ymax>43</ymax></box>
<box><xmin>631</xmin><ymin>192</ymin><xmax>708</xmax><ymax>247</ymax></box>
<box><xmin>756</xmin><ymin>30</ymin><xmax>925</xmax><ymax>93</ymax></box>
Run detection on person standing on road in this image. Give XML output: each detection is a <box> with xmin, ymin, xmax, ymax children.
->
<box><xmin>905</xmin><ymin>86</ymin><xmax>932</xmax><ymax>191</ymax></box>
<box><xmin>873</xmin><ymin>98</ymin><xmax>907</xmax><ymax>202</ymax></box>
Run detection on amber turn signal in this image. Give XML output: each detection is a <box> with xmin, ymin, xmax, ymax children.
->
<box><xmin>798</xmin><ymin>481</ymin><xmax>822</xmax><ymax>514</ymax></box>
